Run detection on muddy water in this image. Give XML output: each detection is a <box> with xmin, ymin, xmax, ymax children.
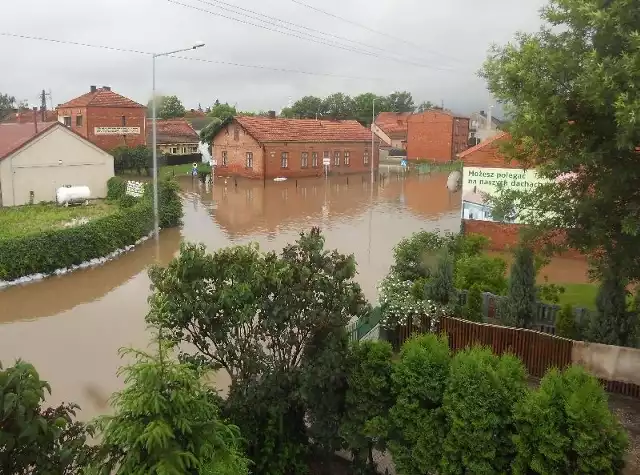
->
<box><xmin>0</xmin><ymin>172</ymin><xmax>460</xmax><ymax>419</ymax></box>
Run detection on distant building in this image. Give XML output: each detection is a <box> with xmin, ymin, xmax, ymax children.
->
<box><xmin>469</xmin><ymin>109</ymin><xmax>504</xmax><ymax>145</ymax></box>
<box><xmin>372</xmin><ymin>112</ymin><xmax>411</xmax><ymax>150</ymax></box>
<box><xmin>0</xmin><ymin>122</ymin><xmax>114</xmax><ymax>206</ymax></box>
<box><xmin>147</xmin><ymin>118</ymin><xmax>200</xmax><ymax>156</ymax></box>
<box><xmin>2</xmin><ymin>108</ymin><xmax>57</xmax><ymax>124</ymax></box>
<box><xmin>407</xmin><ymin>109</ymin><xmax>470</xmax><ymax>162</ymax></box>
<box><xmin>56</xmin><ymin>86</ymin><xmax>146</xmax><ymax>151</ymax></box>
<box><xmin>212</xmin><ymin>115</ymin><xmax>379</xmax><ymax>179</ymax></box>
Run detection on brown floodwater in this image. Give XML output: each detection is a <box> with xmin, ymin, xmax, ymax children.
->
<box><xmin>0</xmin><ymin>172</ymin><xmax>461</xmax><ymax>419</ymax></box>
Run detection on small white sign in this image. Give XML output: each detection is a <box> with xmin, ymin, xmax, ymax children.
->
<box><xmin>94</xmin><ymin>126</ymin><xmax>140</xmax><ymax>135</ymax></box>
<box><xmin>322</xmin><ymin>157</ymin><xmax>330</xmax><ymax>166</ymax></box>
<box><xmin>125</xmin><ymin>181</ymin><xmax>144</xmax><ymax>198</ymax></box>
<box><xmin>211</xmin><ymin>159</ymin><xmax>217</xmax><ymax>166</ymax></box>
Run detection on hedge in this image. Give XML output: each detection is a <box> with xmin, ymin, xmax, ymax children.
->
<box><xmin>0</xmin><ymin>177</ymin><xmax>182</xmax><ymax>281</ymax></box>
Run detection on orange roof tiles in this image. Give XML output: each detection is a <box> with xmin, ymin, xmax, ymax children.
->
<box><xmin>147</xmin><ymin>118</ymin><xmax>200</xmax><ymax>144</ymax></box>
<box><xmin>458</xmin><ymin>131</ymin><xmax>509</xmax><ymax>159</ymax></box>
<box><xmin>57</xmin><ymin>87</ymin><xmax>145</xmax><ymax>109</ymax></box>
<box><xmin>235</xmin><ymin>116</ymin><xmax>373</xmax><ymax>143</ymax></box>
<box><xmin>375</xmin><ymin>112</ymin><xmax>411</xmax><ymax>137</ymax></box>
<box><xmin>0</xmin><ymin>122</ymin><xmax>58</xmax><ymax>160</ymax></box>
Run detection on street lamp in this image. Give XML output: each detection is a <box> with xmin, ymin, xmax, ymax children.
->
<box><xmin>151</xmin><ymin>41</ymin><xmax>205</xmax><ymax>240</ymax></box>
<box><xmin>371</xmin><ymin>98</ymin><xmax>376</xmax><ymax>185</ymax></box>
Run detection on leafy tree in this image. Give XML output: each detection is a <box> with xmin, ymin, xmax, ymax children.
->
<box><xmin>111</xmin><ymin>145</ymin><xmax>152</xmax><ymax>175</ymax></box>
<box><xmin>92</xmin><ymin>339</ymin><xmax>248</xmax><ymax>475</ymax></box>
<box><xmin>463</xmin><ymin>284</ymin><xmax>484</xmax><ymax>322</ymax></box>
<box><xmin>156</xmin><ymin>176</ymin><xmax>183</xmax><ymax>228</ymax></box>
<box><xmin>291</xmin><ymin>95</ymin><xmax>325</xmax><ymax>119</ymax></box>
<box><xmin>352</xmin><ymin>93</ymin><xmax>388</xmax><ymax>126</ymax></box>
<box><xmin>323</xmin><ymin>92</ymin><xmax>355</xmax><ymax>120</ymax></box>
<box><xmin>513</xmin><ymin>365</ymin><xmax>628</xmax><ymax>474</ymax></box>
<box><xmin>504</xmin><ymin>245</ymin><xmax>537</xmax><ymax>328</ymax></box>
<box><xmin>555</xmin><ymin>303</ymin><xmax>578</xmax><ymax>339</ymax></box>
<box><xmin>481</xmin><ymin>0</ymin><xmax>640</xmax><ymax>286</ymax></box>
<box><xmin>391</xmin><ymin>230</ymin><xmax>456</xmax><ymax>281</ymax></box>
<box><xmin>340</xmin><ymin>340</ymin><xmax>394</xmax><ymax>474</ymax></box>
<box><xmin>387</xmin><ymin>334</ymin><xmax>450</xmax><ymax>475</ymax></box>
<box><xmin>441</xmin><ymin>346</ymin><xmax>527</xmax><ymax>474</ymax></box>
<box><xmin>424</xmin><ymin>250</ymin><xmax>456</xmax><ymax>306</ymax></box>
<box><xmin>199</xmin><ymin>117</ymin><xmax>224</xmax><ymax>148</ymax></box>
<box><xmin>208</xmin><ymin>102</ymin><xmax>236</xmax><ymax>121</ymax></box>
<box><xmin>0</xmin><ymin>360</ymin><xmax>96</xmax><ymax>474</ymax></box>
<box><xmin>148</xmin><ymin>94</ymin><xmax>186</xmax><ymax>119</ymax></box>
<box><xmin>454</xmin><ymin>254</ymin><xmax>508</xmax><ymax>294</ymax></box>
<box><xmin>589</xmin><ymin>268</ymin><xmax>637</xmax><ymax>347</ymax></box>
<box><xmin>279</xmin><ymin>106</ymin><xmax>294</xmax><ymax>118</ymax></box>
<box><xmin>386</xmin><ymin>91</ymin><xmax>415</xmax><ymax>113</ymax></box>
<box><xmin>416</xmin><ymin>100</ymin><xmax>442</xmax><ymax>113</ymax></box>
<box><xmin>0</xmin><ymin>92</ymin><xmax>16</xmax><ymax>120</ymax></box>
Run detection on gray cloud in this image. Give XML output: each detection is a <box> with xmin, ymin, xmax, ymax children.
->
<box><xmin>0</xmin><ymin>0</ymin><xmax>547</xmax><ymax>115</ymax></box>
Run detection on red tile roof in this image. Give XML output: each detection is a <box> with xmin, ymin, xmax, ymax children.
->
<box><xmin>0</xmin><ymin>122</ymin><xmax>58</xmax><ymax>160</ymax></box>
<box><xmin>2</xmin><ymin>110</ymin><xmax>57</xmax><ymax>124</ymax></box>
<box><xmin>458</xmin><ymin>131</ymin><xmax>509</xmax><ymax>159</ymax></box>
<box><xmin>57</xmin><ymin>87</ymin><xmax>145</xmax><ymax>109</ymax></box>
<box><xmin>375</xmin><ymin>112</ymin><xmax>411</xmax><ymax>137</ymax></box>
<box><xmin>146</xmin><ymin>118</ymin><xmax>200</xmax><ymax>144</ymax></box>
<box><xmin>235</xmin><ymin>116</ymin><xmax>373</xmax><ymax>143</ymax></box>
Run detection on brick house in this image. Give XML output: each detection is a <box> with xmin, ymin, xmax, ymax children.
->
<box><xmin>147</xmin><ymin>118</ymin><xmax>200</xmax><ymax>156</ymax></box>
<box><xmin>212</xmin><ymin>116</ymin><xmax>379</xmax><ymax>179</ymax></box>
<box><xmin>372</xmin><ymin>112</ymin><xmax>411</xmax><ymax>149</ymax></box>
<box><xmin>56</xmin><ymin>86</ymin><xmax>146</xmax><ymax>151</ymax></box>
<box><xmin>407</xmin><ymin>109</ymin><xmax>470</xmax><ymax>162</ymax></box>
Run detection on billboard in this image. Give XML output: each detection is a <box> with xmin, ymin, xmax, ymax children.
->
<box><xmin>461</xmin><ymin>167</ymin><xmax>548</xmax><ymax>223</ymax></box>
<box><xmin>94</xmin><ymin>126</ymin><xmax>140</xmax><ymax>135</ymax></box>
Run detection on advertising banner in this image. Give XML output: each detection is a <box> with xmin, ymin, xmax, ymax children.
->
<box><xmin>94</xmin><ymin>126</ymin><xmax>140</xmax><ymax>135</ymax></box>
<box><xmin>461</xmin><ymin>167</ymin><xmax>548</xmax><ymax>223</ymax></box>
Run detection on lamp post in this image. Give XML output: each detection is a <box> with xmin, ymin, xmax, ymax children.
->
<box><xmin>371</xmin><ymin>98</ymin><xmax>376</xmax><ymax>185</ymax></box>
<box><xmin>152</xmin><ymin>41</ymin><xmax>205</xmax><ymax>240</ymax></box>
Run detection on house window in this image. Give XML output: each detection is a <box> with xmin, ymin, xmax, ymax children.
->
<box><xmin>222</xmin><ymin>151</ymin><xmax>228</xmax><ymax>166</ymax></box>
<box><xmin>171</xmin><ymin>147</ymin><xmax>178</xmax><ymax>154</ymax></box>
<box><xmin>301</xmin><ymin>152</ymin><xmax>309</xmax><ymax>168</ymax></box>
<box><xmin>281</xmin><ymin>152</ymin><xmax>289</xmax><ymax>168</ymax></box>
<box><xmin>246</xmin><ymin>152</ymin><xmax>253</xmax><ymax>168</ymax></box>
<box><xmin>333</xmin><ymin>151</ymin><xmax>340</xmax><ymax>166</ymax></box>
<box><xmin>344</xmin><ymin>151</ymin><xmax>350</xmax><ymax>166</ymax></box>
<box><xmin>323</xmin><ymin>151</ymin><xmax>330</xmax><ymax>165</ymax></box>
<box><xmin>234</xmin><ymin>126</ymin><xmax>239</xmax><ymax>141</ymax></box>
<box><xmin>75</xmin><ymin>115</ymin><xmax>83</xmax><ymax>127</ymax></box>
<box><xmin>63</xmin><ymin>116</ymin><xmax>71</xmax><ymax>127</ymax></box>
<box><xmin>364</xmin><ymin>151</ymin><xmax>369</xmax><ymax>165</ymax></box>
<box><xmin>121</xmin><ymin>116</ymin><xmax>126</xmax><ymax>126</ymax></box>
<box><xmin>312</xmin><ymin>152</ymin><xmax>319</xmax><ymax>168</ymax></box>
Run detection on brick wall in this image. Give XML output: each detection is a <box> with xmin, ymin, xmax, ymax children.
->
<box><xmin>463</xmin><ymin>219</ymin><xmax>583</xmax><ymax>259</ymax></box>
<box><xmin>212</xmin><ymin>122</ymin><xmax>264</xmax><ymax>178</ymax></box>
<box><xmin>407</xmin><ymin>110</ymin><xmax>453</xmax><ymax>162</ymax></box>
<box><xmin>452</xmin><ymin>117</ymin><xmax>470</xmax><ymax>157</ymax></box>
<box><xmin>87</xmin><ymin>107</ymin><xmax>146</xmax><ymax>151</ymax></box>
<box><xmin>462</xmin><ymin>136</ymin><xmax>522</xmax><ymax>169</ymax></box>
<box><xmin>57</xmin><ymin>107</ymin><xmax>88</xmax><ymax>139</ymax></box>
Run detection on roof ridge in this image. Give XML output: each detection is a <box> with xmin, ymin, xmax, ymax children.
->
<box><xmin>458</xmin><ymin>131</ymin><xmax>508</xmax><ymax>159</ymax></box>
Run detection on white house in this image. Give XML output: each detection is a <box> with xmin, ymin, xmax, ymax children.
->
<box><xmin>0</xmin><ymin>122</ymin><xmax>114</xmax><ymax>206</ymax></box>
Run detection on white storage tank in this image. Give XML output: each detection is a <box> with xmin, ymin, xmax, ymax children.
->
<box><xmin>56</xmin><ymin>186</ymin><xmax>91</xmax><ymax>206</ymax></box>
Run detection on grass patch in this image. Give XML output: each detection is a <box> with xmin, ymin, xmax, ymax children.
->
<box><xmin>0</xmin><ymin>201</ymin><xmax>116</xmax><ymax>240</ymax></box>
<box><xmin>161</xmin><ymin>164</ymin><xmax>196</xmax><ymax>177</ymax></box>
<box><xmin>551</xmin><ymin>283</ymin><xmax>598</xmax><ymax>310</ymax></box>
<box><xmin>413</xmin><ymin>159</ymin><xmax>462</xmax><ymax>173</ymax></box>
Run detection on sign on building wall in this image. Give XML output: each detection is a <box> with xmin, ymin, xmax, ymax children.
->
<box><xmin>461</xmin><ymin>167</ymin><xmax>548</xmax><ymax>223</ymax></box>
<box><xmin>94</xmin><ymin>126</ymin><xmax>141</xmax><ymax>135</ymax></box>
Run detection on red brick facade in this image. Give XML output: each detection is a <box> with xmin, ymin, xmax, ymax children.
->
<box><xmin>406</xmin><ymin>110</ymin><xmax>469</xmax><ymax>162</ymax></box>
<box><xmin>212</xmin><ymin>118</ymin><xmax>379</xmax><ymax>179</ymax></box>
<box><xmin>56</xmin><ymin>87</ymin><xmax>146</xmax><ymax>152</ymax></box>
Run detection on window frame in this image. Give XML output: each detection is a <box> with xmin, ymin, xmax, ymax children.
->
<box><xmin>281</xmin><ymin>151</ymin><xmax>289</xmax><ymax>169</ymax></box>
<box><xmin>301</xmin><ymin>151</ymin><xmax>309</xmax><ymax>168</ymax></box>
<box><xmin>311</xmin><ymin>152</ymin><xmax>319</xmax><ymax>168</ymax></box>
<box><xmin>63</xmin><ymin>116</ymin><xmax>71</xmax><ymax>127</ymax></box>
<box><xmin>333</xmin><ymin>151</ymin><xmax>340</xmax><ymax>166</ymax></box>
<box><xmin>246</xmin><ymin>151</ymin><xmax>253</xmax><ymax>168</ymax></box>
<box><xmin>75</xmin><ymin>115</ymin><xmax>83</xmax><ymax>127</ymax></box>
<box><xmin>344</xmin><ymin>151</ymin><xmax>350</xmax><ymax>166</ymax></box>
<box><xmin>364</xmin><ymin>150</ymin><xmax>370</xmax><ymax>165</ymax></box>
<box><xmin>222</xmin><ymin>150</ymin><xmax>228</xmax><ymax>167</ymax></box>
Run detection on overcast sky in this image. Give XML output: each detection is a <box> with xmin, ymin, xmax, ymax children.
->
<box><xmin>1</xmin><ymin>0</ymin><xmax>547</xmax><ymax>116</ymax></box>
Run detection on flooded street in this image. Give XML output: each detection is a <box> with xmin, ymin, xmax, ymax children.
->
<box><xmin>0</xmin><ymin>172</ymin><xmax>460</xmax><ymax>419</ymax></box>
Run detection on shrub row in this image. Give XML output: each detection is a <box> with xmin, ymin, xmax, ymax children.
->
<box><xmin>0</xmin><ymin>177</ymin><xmax>182</xmax><ymax>281</ymax></box>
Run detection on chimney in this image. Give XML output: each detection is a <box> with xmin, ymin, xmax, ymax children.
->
<box><xmin>33</xmin><ymin>107</ymin><xmax>38</xmax><ymax>134</ymax></box>
<box><xmin>103</xmin><ymin>86</ymin><xmax>111</xmax><ymax>91</ymax></box>
<box><xmin>90</xmin><ymin>85</ymin><xmax>97</xmax><ymax>92</ymax></box>
<box><xmin>268</xmin><ymin>110</ymin><xmax>276</xmax><ymax>119</ymax></box>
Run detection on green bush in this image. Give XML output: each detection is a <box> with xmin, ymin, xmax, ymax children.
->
<box><xmin>340</xmin><ymin>340</ymin><xmax>394</xmax><ymax>473</ymax></box>
<box><xmin>441</xmin><ymin>346</ymin><xmax>527</xmax><ymax>474</ymax></box>
<box><xmin>451</xmin><ymin>232</ymin><xmax>490</xmax><ymax>258</ymax></box>
<box><xmin>463</xmin><ymin>284</ymin><xmax>484</xmax><ymax>322</ymax></box>
<box><xmin>504</xmin><ymin>245</ymin><xmax>537</xmax><ymax>328</ymax></box>
<box><xmin>454</xmin><ymin>254</ymin><xmax>508</xmax><ymax>294</ymax></box>
<box><xmin>555</xmin><ymin>303</ymin><xmax>577</xmax><ymax>339</ymax></box>
<box><xmin>106</xmin><ymin>176</ymin><xmax>126</xmax><ymax>200</ymax></box>
<box><xmin>513</xmin><ymin>365</ymin><xmax>628</xmax><ymax>474</ymax></box>
<box><xmin>392</xmin><ymin>231</ymin><xmax>456</xmax><ymax>281</ymax></box>
<box><xmin>424</xmin><ymin>251</ymin><xmax>456</xmax><ymax>306</ymax></box>
<box><xmin>387</xmin><ymin>334</ymin><xmax>450</xmax><ymax>475</ymax></box>
<box><xmin>156</xmin><ymin>177</ymin><xmax>183</xmax><ymax>228</ymax></box>
<box><xmin>117</xmin><ymin>194</ymin><xmax>138</xmax><ymax>209</ymax></box>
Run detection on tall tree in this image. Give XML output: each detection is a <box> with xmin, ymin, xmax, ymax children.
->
<box><xmin>147</xmin><ymin>95</ymin><xmax>186</xmax><ymax>119</ymax></box>
<box><xmin>0</xmin><ymin>92</ymin><xmax>15</xmax><ymax>121</ymax></box>
<box><xmin>386</xmin><ymin>91</ymin><xmax>415</xmax><ymax>113</ymax></box>
<box><xmin>503</xmin><ymin>245</ymin><xmax>536</xmax><ymax>328</ymax></box>
<box><xmin>353</xmin><ymin>93</ymin><xmax>389</xmax><ymax>126</ymax></box>
<box><xmin>291</xmin><ymin>95</ymin><xmax>325</xmax><ymax>119</ymax></box>
<box><xmin>208</xmin><ymin>102</ymin><xmax>236</xmax><ymax>121</ymax></box>
<box><xmin>323</xmin><ymin>93</ymin><xmax>355</xmax><ymax>120</ymax></box>
<box><xmin>416</xmin><ymin>100</ymin><xmax>440</xmax><ymax>113</ymax></box>
<box><xmin>481</xmin><ymin>0</ymin><xmax>640</xmax><ymax>290</ymax></box>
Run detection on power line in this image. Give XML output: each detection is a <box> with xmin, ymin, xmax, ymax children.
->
<box><xmin>0</xmin><ymin>32</ymin><xmax>387</xmax><ymax>81</ymax></box>
<box><xmin>188</xmin><ymin>0</ymin><xmax>434</xmax><ymax>65</ymax></box>
<box><xmin>167</xmin><ymin>0</ymin><xmax>460</xmax><ymax>72</ymax></box>
<box><xmin>289</xmin><ymin>0</ymin><xmax>465</xmax><ymax>65</ymax></box>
